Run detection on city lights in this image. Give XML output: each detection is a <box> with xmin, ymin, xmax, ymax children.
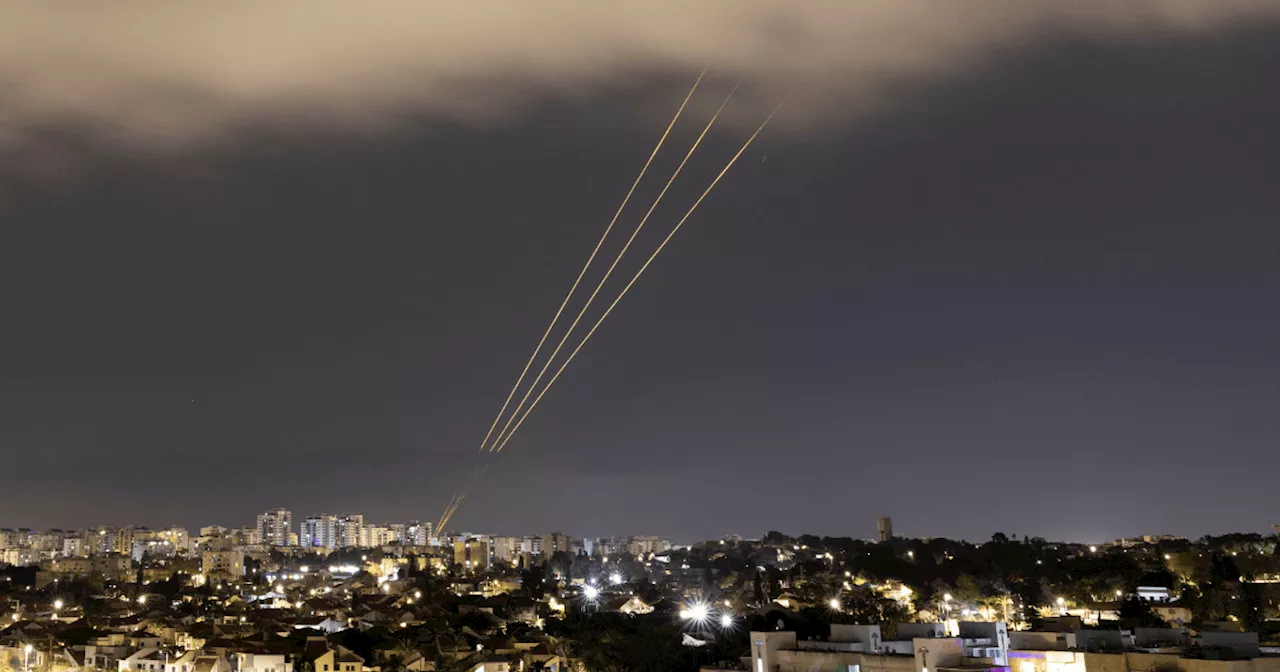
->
<box><xmin>680</xmin><ymin>601</ymin><xmax>710</xmax><ymax>625</ymax></box>
<box><xmin>609</xmin><ymin>572</ymin><xmax>623</xmax><ymax>585</ymax></box>
<box><xmin>720</xmin><ymin>614</ymin><xmax>734</xmax><ymax>629</ymax></box>
<box><xmin>583</xmin><ymin>585</ymin><xmax>600</xmax><ymax>601</ymax></box>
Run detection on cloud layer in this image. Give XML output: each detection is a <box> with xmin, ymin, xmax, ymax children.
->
<box><xmin>1</xmin><ymin>0</ymin><xmax>1275</xmax><ymax>151</ymax></box>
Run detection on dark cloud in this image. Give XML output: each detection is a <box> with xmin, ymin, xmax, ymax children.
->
<box><xmin>2</xmin><ymin>0</ymin><xmax>1277</xmax><ymax>155</ymax></box>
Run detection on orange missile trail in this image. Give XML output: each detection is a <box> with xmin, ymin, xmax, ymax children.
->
<box><xmin>439</xmin><ymin>493</ymin><xmax>464</xmax><ymax>532</ymax></box>
<box><xmin>434</xmin><ymin>463</ymin><xmax>488</xmax><ymax>533</ymax></box>
<box><xmin>475</xmin><ymin>70</ymin><xmax>706</xmax><ymax>454</ymax></box>
<box><xmin>435</xmin><ymin>492</ymin><xmax>464</xmax><ymax>533</ymax></box>
<box><xmin>435</xmin><ymin>488</ymin><xmax>460</xmax><ymax>532</ymax></box>
<box><xmin>493</xmin><ymin>95</ymin><xmax>790</xmax><ymax>453</ymax></box>
<box><xmin>488</xmin><ymin>82</ymin><xmax>741</xmax><ymax>453</ymax></box>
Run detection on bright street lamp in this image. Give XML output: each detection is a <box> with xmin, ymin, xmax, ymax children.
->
<box><xmin>680</xmin><ymin>601</ymin><xmax>710</xmax><ymax>625</ymax></box>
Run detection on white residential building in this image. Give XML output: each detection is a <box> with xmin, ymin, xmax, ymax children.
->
<box><xmin>302</xmin><ymin>515</ymin><xmax>339</xmax><ymax>549</ymax></box>
<box><xmin>235</xmin><ymin>652</ymin><xmax>294</xmax><ymax>672</ymax></box>
<box><xmin>336</xmin><ymin>514</ymin><xmax>363</xmax><ymax>548</ymax></box>
<box><xmin>404</xmin><ymin>521</ymin><xmax>432</xmax><ymax>546</ymax></box>
<box><xmin>256</xmin><ymin>509</ymin><xmax>293</xmax><ymax>547</ymax></box>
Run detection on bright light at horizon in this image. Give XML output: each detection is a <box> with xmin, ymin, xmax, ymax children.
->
<box><xmin>583</xmin><ymin>585</ymin><xmax>600</xmax><ymax>601</ymax></box>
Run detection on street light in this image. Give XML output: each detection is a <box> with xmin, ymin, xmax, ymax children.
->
<box><xmin>680</xmin><ymin>601</ymin><xmax>710</xmax><ymax>626</ymax></box>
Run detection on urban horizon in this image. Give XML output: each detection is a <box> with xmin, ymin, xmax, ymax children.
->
<box><xmin>4</xmin><ymin>2</ymin><xmax>1279</xmax><ymax>670</ymax></box>
<box><xmin>4</xmin><ymin>511</ymin><xmax>1278</xmax><ymax>550</ymax></box>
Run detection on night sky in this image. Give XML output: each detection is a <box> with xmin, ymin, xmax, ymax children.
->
<box><xmin>2</xmin><ymin>2</ymin><xmax>1279</xmax><ymax>542</ymax></box>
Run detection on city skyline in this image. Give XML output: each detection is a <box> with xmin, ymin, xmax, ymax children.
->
<box><xmin>3</xmin><ymin>2</ymin><xmax>1280</xmax><ymax>541</ymax></box>
<box><xmin>0</xmin><ymin>511</ymin><xmax>1268</xmax><ymax>549</ymax></box>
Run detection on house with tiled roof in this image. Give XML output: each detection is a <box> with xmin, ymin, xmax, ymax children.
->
<box><xmin>189</xmin><ymin>653</ymin><xmax>234</xmax><ymax>672</ymax></box>
<box><xmin>302</xmin><ymin>637</ymin><xmax>368</xmax><ymax>672</ymax></box>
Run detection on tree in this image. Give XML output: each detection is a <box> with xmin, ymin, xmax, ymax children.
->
<box><xmin>1210</xmin><ymin>553</ymin><xmax>1241</xmax><ymax>585</ymax></box>
<box><xmin>1118</xmin><ymin>596</ymin><xmax>1166</xmax><ymax>628</ymax></box>
<box><xmin>1235</xmin><ymin>581</ymin><xmax>1266</xmax><ymax>630</ymax></box>
<box><xmin>763</xmin><ymin>531</ymin><xmax>794</xmax><ymax>546</ymax></box>
<box><xmin>521</xmin><ymin>564</ymin><xmax>547</xmax><ymax>600</ymax></box>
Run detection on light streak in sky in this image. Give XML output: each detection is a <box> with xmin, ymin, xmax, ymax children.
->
<box><xmin>475</xmin><ymin>70</ymin><xmax>706</xmax><ymax>454</ymax></box>
<box><xmin>492</xmin><ymin>94</ymin><xmax>790</xmax><ymax>453</ymax></box>
<box><xmin>489</xmin><ymin>81</ymin><xmax>740</xmax><ymax>453</ymax></box>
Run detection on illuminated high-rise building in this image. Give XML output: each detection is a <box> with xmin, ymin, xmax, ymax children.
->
<box><xmin>256</xmin><ymin>508</ymin><xmax>293</xmax><ymax>547</ymax></box>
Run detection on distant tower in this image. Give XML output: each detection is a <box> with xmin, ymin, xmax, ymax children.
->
<box><xmin>256</xmin><ymin>508</ymin><xmax>293</xmax><ymax>547</ymax></box>
<box><xmin>877</xmin><ymin>517</ymin><xmax>893</xmax><ymax>542</ymax></box>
